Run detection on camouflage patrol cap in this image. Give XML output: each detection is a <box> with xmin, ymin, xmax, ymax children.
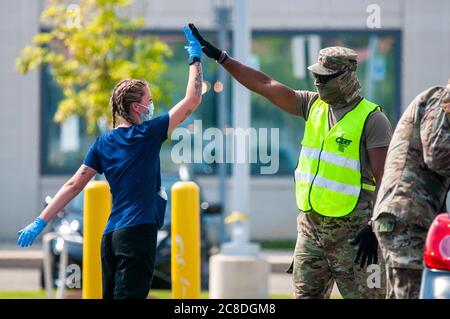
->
<box><xmin>308</xmin><ymin>46</ymin><xmax>358</xmax><ymax>75</ymax></box>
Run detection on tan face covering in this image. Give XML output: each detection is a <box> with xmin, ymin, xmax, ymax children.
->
<box><xmin>315</xmin><ymin>71</ymin><xmax>361</xmax><ymax>108</ymax></box>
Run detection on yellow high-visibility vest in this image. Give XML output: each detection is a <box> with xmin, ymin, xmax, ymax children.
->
<box><xmin>295</xmin><ymin>97</ymin><xmax>379</xmax><ymax>217</ymax></box>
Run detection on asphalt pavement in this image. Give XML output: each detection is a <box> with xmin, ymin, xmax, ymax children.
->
<box><xmin>0</xmin><ymin>243</ymin><xmax>340</xmax><ymax>298</ymax></box>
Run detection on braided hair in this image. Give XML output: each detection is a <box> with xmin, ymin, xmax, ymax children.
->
<box><xmin>110</xmin><ymin>79</ymin><xmax>149</xmax><ymax>128</ymax></box>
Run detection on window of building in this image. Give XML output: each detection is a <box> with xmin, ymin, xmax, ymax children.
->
<box><xmin>41</xmin><ymin>30</ymin><xmax>401</xmax><ymax>176</ymax></box>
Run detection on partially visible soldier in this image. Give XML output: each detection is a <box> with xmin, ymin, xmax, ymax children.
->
<box><xmin>373</xmin><ymin>79</ymin><xmax>450</xmax><ymax>299</ymax></box>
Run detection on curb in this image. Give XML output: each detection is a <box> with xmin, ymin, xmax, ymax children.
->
<box><xmin>0</xmin><ymin>250</ymin><xmax>292</xmax><ymax>273</ymax></box>
<box><xmin>0</xmin><ymin>251</ymin><xmax>43</xmax><ymax>269</ymax></box>
<box><xmin>265</xmin><ymin>257</ymin><xmax>292</xmax><ymax>273</ymax></box>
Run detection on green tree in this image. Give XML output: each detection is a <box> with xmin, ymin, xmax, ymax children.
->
<box><xmin>16</xmin><ymin>0</ymin><xmax>173</xmax><ymax>134</ymax></box>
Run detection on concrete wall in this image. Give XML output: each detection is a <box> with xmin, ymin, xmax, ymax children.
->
<box><xmin>1</xmin><ymin>0</ymin><xmax>449</xmax><ymax>240</ymax></box>
<box><xmin>139</xmin><ymin>0</ymin><xmax>450</xmax><ymax>239</ymax></box>
<box><xmin>140</xmin><ymin>0</ymin><xmax>450</xmax><ymax>110</ymax></box>
<box><xmin>0</xmin><ymin>0</ymin><xmax>41</xmax><ymax>240</ymax></box>
<box><xmin>402</xmin><ymin>0</ymin><xmax>450</xmax><ymax>107</ymax></box>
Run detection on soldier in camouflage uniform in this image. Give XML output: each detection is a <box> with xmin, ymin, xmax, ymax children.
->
<box><xmin>189</xmin><ymin>24</ymin><xmax>392</xmax><ymax>299</ymax></box>
<box><xmin>373</xmin><ymin>80</ymin><xmax>450</xmax><ymax>299</ymax></box>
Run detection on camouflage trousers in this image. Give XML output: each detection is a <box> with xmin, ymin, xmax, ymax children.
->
<box><xmin>293</xmin><ymin>208</ymin><xmax>386</xmax><ymax>299</ymax></box>
<box><xmin>374</xmin><ymin>213</ymin><xmax>427</xmax><ymax>299</ymax></box>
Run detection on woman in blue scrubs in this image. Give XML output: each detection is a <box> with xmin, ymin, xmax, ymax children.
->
<box><xmin>17</xmin><ymin>25</ymin><xmax>203</xmax><ymax>299</ymax></box>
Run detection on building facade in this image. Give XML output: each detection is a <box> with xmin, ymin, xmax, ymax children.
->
<box><xmin>1</xmin><ymin>0</ymin><xmax>449</xmax><ymax>241</ymax></box>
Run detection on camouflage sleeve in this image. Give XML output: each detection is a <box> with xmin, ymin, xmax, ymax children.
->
<box><xmin>420</xmin><ymin>88</ymin><xmax>450</xmax><ymax>177</ymax></box>
<box><xmin>294</xmin><ymin>90</ymin><xmax>318</xmax><ymax>120</ymax></box>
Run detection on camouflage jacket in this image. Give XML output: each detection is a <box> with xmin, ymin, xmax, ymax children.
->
<box><xmin>373</xmin><ymin>84</ymin><xmax>450</xmax><ymax>228</ymax></box>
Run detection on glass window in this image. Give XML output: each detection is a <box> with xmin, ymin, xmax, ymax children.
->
<box><xmin>154</xmin><ymin>33</ymin><xmax>229</xmax><ymax>175</ymax></box>
<box><xmin>41</xmin><ymin>30</ymin><xmax>401</xmax><ymax>176</ymax></box>
<box><xmin>40</xmin><ymin>65</ymin><xmax>95</xmax><ymax>175</ymax></box>
<box><xmin>248</xmin><ymin>31</ymin><xmax>401</xmax><ymax>176</ymax></box>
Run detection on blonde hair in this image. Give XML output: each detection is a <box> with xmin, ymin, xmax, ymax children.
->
<box><xmin>110</xmin><ymin>79</ymin><xmax>148</xmax><ymax>128</ymax></box>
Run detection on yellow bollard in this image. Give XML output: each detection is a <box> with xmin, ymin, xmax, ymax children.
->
<box><xmin>171</xmin><ymin>181</ymin><xmax>200</xmax><ymax>299</ymax></box>
<box><xmin>82</xmin><ymin>181</ymin><xmax>111</xmax><ymax>299</ymax></box>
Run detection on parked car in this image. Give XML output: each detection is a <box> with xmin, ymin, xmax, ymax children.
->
<box><xmin>419</xmin><ymin>212</ymin><xmax>450</xmax><ymax>299</ymax></box>
<box><xmin>40</xmin><ymin>165</ymin><xmax>222</xmax><ymax>291</ymax></box>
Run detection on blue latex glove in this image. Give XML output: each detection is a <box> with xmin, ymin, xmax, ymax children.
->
<box><xmin>17</xmin><ymin>217</ymin><xmax>47</xmax><ymax>247</ymax></box>
<box><xmin>183</xmin><ymin>25</ymin><xmax>202</xmax><ymax>65</ymax></box>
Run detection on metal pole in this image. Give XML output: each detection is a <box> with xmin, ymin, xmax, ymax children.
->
<box><xmin>230</xmin><ymin>0</ymin><xmax>251</xmax><ymax>226</ymax></box>
<box><xmin>215</xmin><ymin>5</ymin><xmax>230</xmax><ymax>244</ymax></box>
<box><xmin>43</xmin><ymin>232</ymin><xmax>58</xmax><ymax>299</ymax></box>
<box><xmin>56</xmin><ymin>241</ymin><xmax>68</xmax><ymax>299</ymax></box>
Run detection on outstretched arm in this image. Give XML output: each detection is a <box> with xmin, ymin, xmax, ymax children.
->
<box><xmin>40</xmin><ymin>165</ymin><xmax>96</xmax><ymax>222</ymax></box>
<box><xmin>168</xmin><ymin>25</ymin><xmax>203</xmax><ymax>132</ymax></box>
<box><xmin>17</xmin><ymin>164</ymin><xmax>96</xmax><ymax>247</ymax></box>
<box><xmin>189</xmin><ymin>23</ymin><xmax>299</xmax><ymax>116</ymax></box>
<box><xmin>221</xmin><ymin>57</ymin><xmax>298</xmax><ymax>115</ymax></box>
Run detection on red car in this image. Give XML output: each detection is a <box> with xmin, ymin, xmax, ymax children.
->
<box><xmin>419</xmin><ymin>212</ymin><xmax>450</xmax><ymax>299</ymax></box>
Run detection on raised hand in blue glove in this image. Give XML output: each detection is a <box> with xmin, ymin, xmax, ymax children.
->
<box><xmin>188</xmin><ymin>23</ymin><xmax>228</xmax><ymax>64</ymax></box>
<box><xmin>17</xmin><ymin>217</ymin><xmax>47</xmax><ymax>247</ymax></box>
<box><xmin>183</xmin><ymin>24</ymin><xmax>202</xmax><ymax>65</ymax></box>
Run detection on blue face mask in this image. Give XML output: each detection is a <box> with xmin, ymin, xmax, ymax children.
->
<box><xmin>139</xmin><ymin>102</ymin><xmax>154</xmax><ymax>122</ymax></box>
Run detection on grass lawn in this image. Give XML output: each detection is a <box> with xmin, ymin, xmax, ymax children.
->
<box><xmin>0</xmin><ymin>290</ymin><xmax>49</xmax><ymax>299</ymax></box>
<box><xmin>257</xmin><ymin>240</ymin><xmax>296</xmax><ymax>250</ymax></box>
<box><xmin>0</xmin><ymin>289</ymin><xmax>294</xmax><ymax>299</ymax></box>
<box><xmin>0</xmin><ymin>290</ymin><xmax>343</xmax><ymax>299</ymax></box>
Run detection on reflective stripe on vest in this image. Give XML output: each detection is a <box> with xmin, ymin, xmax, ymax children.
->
<box><xmin>295</xmin><ymin>97</ymin><xmax>379</xmax><ymax>217</ymax></box>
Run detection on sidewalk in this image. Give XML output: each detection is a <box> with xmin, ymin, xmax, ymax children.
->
<box><xmin>0</xmin><ymin>244</ymin><xmax>341</xmax><ymax>297</ymax></box>
<box><xmin>0</xmin><ymin>243</ymin><xmax>43</xmax><ymax>269</ymax></box>
<box><xmin>0</xmin><ymin>243</ymin><xmax>294</xmax><ymax>294</ymax></box>
<box><xmin>260</xmin><ymin>249</ymin><xmax>292</xmax><ymax>273</ymax></box>
<box><xmin>0</xmin><ymin>243</ymin><xmax>292</xmax><ymax>273</ymax></box>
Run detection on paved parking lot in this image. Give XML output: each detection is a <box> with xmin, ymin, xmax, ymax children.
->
<box><xmin>0</xmin><ymin>268</ymin><xmax>40</xmax><ymax>291</ymax></box>
<box><xmin>0</xmin><ymin>245</ymin><xmax>340</xmax><ymax>298</ymax></box>
<box><xmin>0</xmin><ymin>268</ymin><xmax>294</xmax><ymax>294</ymax></box>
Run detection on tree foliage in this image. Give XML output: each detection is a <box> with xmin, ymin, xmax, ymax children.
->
<box><xmin>16</xmin><ymin>0</ymin><xmax>173</xmax><ymax>134</ymax></box>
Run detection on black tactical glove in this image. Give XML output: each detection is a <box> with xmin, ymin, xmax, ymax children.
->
<box><xmin>349</xmin><ymin>224</ymin><xmax>378</xmax><ymax>269</ymax></box>
<box><xmin>188</xmin><ymin>23</ymin><xmax>228</xmax><ymax>64</ymax></box>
